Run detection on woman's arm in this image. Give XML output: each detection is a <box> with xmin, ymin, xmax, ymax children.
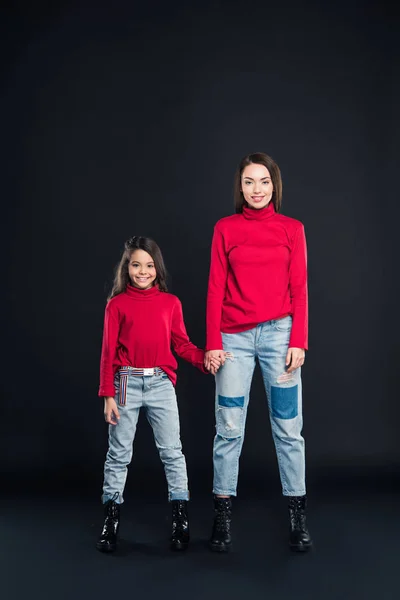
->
<box><xmin>288</xmin><ymin>223</ymin><xmax>308</xmax><ymax>351</ymax></box>
<box><xmin>206</xmin><ymin>225</ymin><xmax>229</xmax><ymax>351</ymax></box>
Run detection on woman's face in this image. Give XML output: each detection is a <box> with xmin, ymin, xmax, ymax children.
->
<box><xmin>241</xmin><ymin>163</ymin><xmax>273</xmax><ymax>210</ymax></box>
<box><xmin>128</xmin><ymin>249</ymin><xmax>157</xmax><ymax>289</ymax></box>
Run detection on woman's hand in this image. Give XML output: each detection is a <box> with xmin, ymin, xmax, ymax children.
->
<box><xmin>104</xmin><ymin>397</ymin><xmax>120</xmax><ymax>425</ymax></box>
<box><xmin>286</xmin><ymin>347</ymin><xmax>305</xmax><ymax>373</ymax></box>
<box><xmin>205</xmin><ymin>350</ymin><xmax>226</xmax><ymax>374</ymax></box>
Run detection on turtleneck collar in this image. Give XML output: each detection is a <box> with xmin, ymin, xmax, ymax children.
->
<box><xmin>242</xmin><ymin>200</ymin><xmax>276</xmax><ymax>221</ymax></box>
<box><xmin>125</xmin><ymin>283</ymin><xmax>161</xmax><ymax>299</ymax></box>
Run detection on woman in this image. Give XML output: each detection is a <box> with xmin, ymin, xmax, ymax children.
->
<box><xmin>204</xmin><ymin>152</ymin><xmax>312</xmax><ymax>552</ymax></box>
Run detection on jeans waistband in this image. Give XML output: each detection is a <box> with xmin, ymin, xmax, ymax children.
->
<box><xmin>118</xmin><ymin>366</ymin><xmax>164</xmax><ymax>377</ymax></box>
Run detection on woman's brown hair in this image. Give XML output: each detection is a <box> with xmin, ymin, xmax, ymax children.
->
<box><xmin>233</xmin><ymin>152</ymin><xmax>283</xmax><ymax>214</ymax></box>
<box><xmin>108</xmin><ymin>236</ymin><xmax>168</xmax><ymax>300</ymax></box>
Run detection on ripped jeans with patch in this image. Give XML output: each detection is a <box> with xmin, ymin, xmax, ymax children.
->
<box><xmin>102</xmin><ymin>369</ymin><xmax>189</xmax><ymax>504</ymax></box>
<box><xmin>213</xmin><ymin>316</ymin><xmax>306</xmax><ymax>497</ymax></box>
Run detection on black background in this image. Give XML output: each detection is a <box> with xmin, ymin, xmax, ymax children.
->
<box><xmin>1</xmin><ymin>0</ymin><xmax>399</xmax><ymax>501</ymax></box>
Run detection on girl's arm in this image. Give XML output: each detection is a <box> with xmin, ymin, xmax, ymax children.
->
<box><xmin>99</xmin><ymin>302</ymin><xmax>120</xmax><ymax>397</ymax></box>
<box><xmin>288</xmin><ymin>223</ymin><xmax>308</xmax><ymax>351</ymax></box>
<box><xmin>171</xmin><ymin>299</ymin><xmax>208</xmax><ymax>373</ymax></box>
<box><xmin>206</xmin><ymin>225</ymin><xmax>229</xmax><ymax>351</ymax></box>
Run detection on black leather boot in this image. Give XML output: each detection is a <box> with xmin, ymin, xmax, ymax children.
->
<box><xmin>96</xmin><ymin>500</ymin><xmax>120</xmax><ymax>553</ymax></box>
<box><xmin>209</xmin><ymin>496</ymin><xmax>232</xmax><ymax>552</ymax></box>
<box><xmin>288</xmin><ymin>495</ymin><xmax>312</xmax><ymax>552</ymax></box>
<box><xmin>170</xmin><ymin>500</ymin><xmax>190</xmax><ymax>551</ymax></box>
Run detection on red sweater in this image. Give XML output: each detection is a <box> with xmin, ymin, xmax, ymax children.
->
<box><xmin>99</xmin><ymin>284</ymin><xmax>206</xmax><ymax>397</ymax></box>
<box><xmin>206</xmin><ymin>201</ymin><xmax>308</xmax><ymax>351</ymax></box>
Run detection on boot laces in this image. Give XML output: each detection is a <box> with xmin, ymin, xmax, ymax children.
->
<box><xmin>172</xmin><ymin>501</ymin><xmax>186</xmax><ymax>519</ymax></box>
<box><xmin>215</xmin><ymin>502</ymin><xmax>231</xmax><ymax>533</ymax></box>
<box><xmin>105</xmin><ymin>492</ymin><xmax>120</xmax><ymax>519</ymax></box>
<box><xmin>289</xmin><ymin>498</ymin><xmax>306</xmax><ymax>530</ymax></box>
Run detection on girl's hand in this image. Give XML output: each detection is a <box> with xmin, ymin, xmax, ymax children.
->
<box><xmin>104</xmin><ymin>397</ymin><xmax>120</xmax><ymax>425</ymax></box>
<box><xmin>208</xmin><ymin>356</ymin><xmax>223</xmax><ymax>375</ymax></box>
<box><xmin>286</xmin><ymin>347</ymin><xmax>305</xmax><ymax>373</ymax></box>
<box><xmin>204</xmin><ymin>350</ymin><xmax>226</xmax><ymax>372</ymax></box>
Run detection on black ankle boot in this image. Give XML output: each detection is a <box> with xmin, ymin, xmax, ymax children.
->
<box><xmin>288</xmin><ymin>495</ymin><xmax>312</xmax><ymax>552</ymax></box>
<box><xmin>96</xmin><ymin>500</ymin><xmax>120</xmax><ymax>553</ymax></box>
<box><xmin>170</xmin><ymin>500</ymin><xmax>190</xmax><ymax>551</ymax></box>
<box><xmin>210</xmin><ymin>496</ymin><xmax>232</xmax><ymax>552</ymax></box>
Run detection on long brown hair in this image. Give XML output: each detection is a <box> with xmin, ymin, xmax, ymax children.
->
<box><xmin>108</xmin><ymin>236</ymin><xmax>168</xmax><ymax>300</ymax></box>
<box><xmin>233</xmin><ymin>152</ymin><xmax>283</xmax><ymax>214</ymax></box>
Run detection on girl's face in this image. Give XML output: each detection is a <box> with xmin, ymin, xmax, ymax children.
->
<box><xmin>241</xmin><ymin>163</ymin><xmax>273</xmax><ymax>210</ymax></box>
<box><xmin>128</xmin><ymin>249</ymin><xmax>157</xmax><ymax>290</ymax></box>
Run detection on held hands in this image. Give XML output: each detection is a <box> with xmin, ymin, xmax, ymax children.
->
<box><xmin>204</xmin><ymin>349</ymin><xmax>227</xmax><ymax>375</ymax></box>
<box><xmin>286</xmin><ymin>347</ymin><xmax>305</xmax><ymax>373</ymax></box>
<box><xmin>104</xmin><ymin>397</ymin><xmax>120</xmax><ymax>425</ymax></box>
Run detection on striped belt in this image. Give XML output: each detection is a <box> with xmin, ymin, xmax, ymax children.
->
<box><xmin>116</xmin><ymin>367</ymin><xmax>165</xmax><ymax>407</ymax></box>
<box><xmin>118</xmin><ymin>366</ymin><xmax>164</xmax><ymax>377</ymax></box>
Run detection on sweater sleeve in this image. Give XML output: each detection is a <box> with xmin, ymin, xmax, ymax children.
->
<box><xmin>98</xmin><ymin>301</ymin><xmax>120</xmax><ymax>397</ymax></box>
<box><xmin>288</xmin><ymin>224</ymin><xmax>308</xmax><ymax>350</ymax></box>
<box><xmin>206</xmin><ymin>224</ymin><xmax>228</xmax><ymax>350</ymax></box>
<box><xmin>171</xmin><ymin>299</ymin><xmax>207</xmax><ymax>373</ymax></box>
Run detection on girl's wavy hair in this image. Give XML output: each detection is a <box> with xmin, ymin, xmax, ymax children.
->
<box><xmin>233</xmin><ymin>152</ymin><xmax>283</xmax><ymax>214</ymax></box>
<box><xmin>108</xmin><ymin>236</ymin><xmax>168</xmax><ymax>300</ymax></box>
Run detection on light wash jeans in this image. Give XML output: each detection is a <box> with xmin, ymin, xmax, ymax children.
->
<box><xmin>102</xmin><ymin>368</ymin><xmax>189</xmax><ymax>504</ymax></box>
<box><xmin>213</xmin><ymin>316</ymin><xmax>306</xmax><ymax>497</ymax></box>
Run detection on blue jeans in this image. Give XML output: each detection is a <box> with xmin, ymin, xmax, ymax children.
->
<box><xmin>102</xmin><ymin>369</ymin><xmax>189</xmax><ymax>504</ymax></box>
<box><xmin>213</xmin><ymin>316</ymin><xmax>306</xmax><ymax>497</ymax></box>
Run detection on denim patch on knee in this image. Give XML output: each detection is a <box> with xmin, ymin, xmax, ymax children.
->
<box><xmin>216</xmin><ymin>395</ymin><xmax>244</xmax><ymax>439</ymax></box>
<box><xmin>218</xmin><ymin>395</ymin><xmax>244</xmax><ymax>408</ymax></box>
<box><xmin>271</xmin><ymin>385</ymin><xmax>298</xmax><ymax>420</ymax></box>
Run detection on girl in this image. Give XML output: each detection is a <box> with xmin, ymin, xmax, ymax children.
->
<box><xmin>204</xmin><ymin>153</ymin><xmax>313</xmax><ymax>553</ymax></box>
<box><xmin>97</xmin><ymin>236</ymin><xmax>221</xmax><ymax>553</ymax></box>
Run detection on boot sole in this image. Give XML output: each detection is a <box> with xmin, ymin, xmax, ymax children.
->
<box><xmin>170</xmin><ymin>541</ymin><xmax>189</xmax><ymax>551</ymax></box>
<box><xmin>289</xmin><ymin>542</ymin><xmax>313</xmax><ymax>553</ymax></box>
<box><xmin>96</xmin><ymin>542</ymin><xmax>116</xmax><ymax>553</ymax></box>
<box><xmin>209</xmin><ymin>541</ymin><xmax>231</xmax><ymax>553</ymax></box>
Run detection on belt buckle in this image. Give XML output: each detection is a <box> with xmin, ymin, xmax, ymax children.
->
<box><xmin>143</xmin><ymin>368</ymin><xmax>154</xmax><ymax>377</ymax></box>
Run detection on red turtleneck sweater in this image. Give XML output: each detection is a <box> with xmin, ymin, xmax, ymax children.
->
<box><xmin>206</xmin><ymin>201</ymin><xmax>308</xmax><ymax>351</ymax></box>
<box><xmin>99</xmin><ymin>285</ymin><xmax>206</xmax><ymax>397</ymax></box>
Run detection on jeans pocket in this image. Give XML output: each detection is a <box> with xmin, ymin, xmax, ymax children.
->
<box><xmin>274</xmin><ymin>316</ymin><xmax>292</xmax><ymax>332</ymax></box>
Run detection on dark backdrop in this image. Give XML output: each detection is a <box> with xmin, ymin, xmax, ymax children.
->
<box><xmin>1</xmin><ymin>0</ymin><xmax>399</xmax><ymax>498</ymax></box>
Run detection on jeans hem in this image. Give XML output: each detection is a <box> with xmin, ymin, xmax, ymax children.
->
<box><xmin>102</xmin><ymin>493</ymin><xmax>123</xmax><ymax>505</ymax></box>
<box><xmin>169</xmin><ymin>491</ymin><xmax>190</xmax><ymax>501</ymax></box>
<box><xmin>213</xmin><ymin>489</ymin><xmax>236</xmax><ymax>497</ymax></box>
<box><xmin>282</xmin><ymin>490</ymin><xmax>306</xmax><ymax>497</ymax></box>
